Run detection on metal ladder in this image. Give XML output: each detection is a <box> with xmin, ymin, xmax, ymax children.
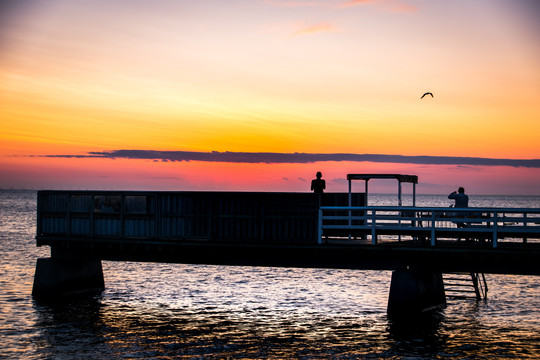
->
<box><xmin>443</xmin><ymin>272</ymin><xmax>488</xmax><ymax>300</ymax></box>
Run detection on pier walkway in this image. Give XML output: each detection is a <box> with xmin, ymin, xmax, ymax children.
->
<box><xmin>34</xmin><ymin>190</ymin><xmax>540</xmax><ymax>275</ymax></box>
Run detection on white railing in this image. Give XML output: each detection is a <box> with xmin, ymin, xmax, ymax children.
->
<box><xmin>318</xmin><ymin>206</ymin><xmax>540</xmax><ymax>247</ymax></box>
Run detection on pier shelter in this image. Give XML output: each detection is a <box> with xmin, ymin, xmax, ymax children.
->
<box><xmin>347</xmin><ymin>173</ymin><xmax>418</xmax><ymax>206</ymax></box>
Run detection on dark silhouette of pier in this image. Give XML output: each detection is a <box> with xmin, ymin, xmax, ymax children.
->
<box><xmin>33</xmin><ymin>190</ymin><xmax>540</xmax><ymax>314</ymax></box>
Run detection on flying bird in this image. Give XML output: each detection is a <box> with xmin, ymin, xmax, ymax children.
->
<box><xmin>421</xmin><ymin>92</ymin><xmax>433</xmax><ymax>99</ymax></box>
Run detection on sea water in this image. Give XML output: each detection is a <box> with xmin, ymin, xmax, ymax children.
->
<box><xmin>1</xmin><ymin>190</ymin><xmax>539</xmax><ymax>359</ymax></box>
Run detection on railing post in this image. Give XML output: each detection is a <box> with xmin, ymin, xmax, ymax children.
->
<box><xmin>523</xmin><ymin>212</ymin><xmax>528</xmax><ymax>244</ymax></box>
<box><xmin>371</xmin><ymin>210</ymin><xmax>377</xmax><ymax>245</ymax></box>
<box><xmin>348</xmin><ymin>206</ymin><xmax>352</xmax><ymax>241</ymax></box>
<box><xmin>431</xmin><ymin>210</ymin><xmax>436</xmax><ymax>246</ymax></box>
<box><xmin>348</xmin><ymin>181</ymin><xmax>352</xmax><ymax>240</ymax></box>
<box><xmin>492</xmin><ymin>211</ymin><xmax>498</xmax><ymax>248</ymax></box>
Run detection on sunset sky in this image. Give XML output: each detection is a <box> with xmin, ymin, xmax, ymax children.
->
<box><xmin>1</xmin><ymin>0</ymin><xmax>539</xmax><ymax>195</ymax></box>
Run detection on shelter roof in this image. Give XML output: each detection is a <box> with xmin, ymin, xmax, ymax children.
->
<box><xmin>346</xmin><ymin>174</ymin><xmax>418</xmax><ymax>184</ymax></box>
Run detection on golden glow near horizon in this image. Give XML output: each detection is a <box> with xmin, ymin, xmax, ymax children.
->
<box><xmin>1</xmin><ymin>0</ymin><xmax>539</xmax><ymax>194</ymax></box>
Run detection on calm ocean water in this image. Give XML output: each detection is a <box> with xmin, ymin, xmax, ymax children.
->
<box><xmin>1</xmin><ymin>190</ymin><xmax>539</xmax><ymax>359</ymax></box>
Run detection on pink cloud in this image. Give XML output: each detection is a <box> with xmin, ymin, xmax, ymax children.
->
<box><xmin>264</xmin><ymin>0</ymin><xmax>320</xmax><ymax>7</ymax></box>
<box><xmin>342</xmin><ymin>0</ymin><xmax>374</xmax><ymax>6</ymax></box>
<box><xmin>290</xmin><ymin>22</ymin><xmax>339</xmax><ymax>37</ymax></box>
<box><xmin>341</xmin><ymin>0</ymin><xmax>418</xmax><ymax>13</ymax></box>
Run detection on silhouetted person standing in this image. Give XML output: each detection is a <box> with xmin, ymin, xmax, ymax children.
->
<box><xmin>449</xmin><ymin>187</ymin><xmax>469</xmax><ymax>228</ymax></box>
<box><xmin>311</xmin><ymin>172</ymin><xmax>326</xmax><ymax>194</ymax></box>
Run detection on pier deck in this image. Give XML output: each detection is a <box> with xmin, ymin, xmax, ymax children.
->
<box><xmin>35</xmin><ymin>190</ymin><xmax>540</xmax><ymax>275</ymax></box>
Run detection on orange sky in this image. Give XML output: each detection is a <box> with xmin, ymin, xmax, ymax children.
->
<box><xmin>1</xmin><ymin>1</ymin><xmax>539</xmax><ymax>194</ymax></box>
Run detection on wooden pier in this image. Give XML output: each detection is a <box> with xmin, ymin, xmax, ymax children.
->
<box><xmin>33</xmin><ymin>190</ymin><xmax>540</xmax><ymax>315</ymax></box>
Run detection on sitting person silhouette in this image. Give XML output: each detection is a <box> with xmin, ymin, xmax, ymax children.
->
<box><xmin>449</xmin><ymin>187</ymin><xmax>469</xmax><ymax>228</ymax></box>
<box><xmin>311</xmin><ymin>172</ymin><xmax>326</xmax><ymax>194</ymax></box>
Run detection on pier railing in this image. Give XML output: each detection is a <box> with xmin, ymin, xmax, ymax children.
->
<box><xmin>36</xmin><ymin>191</ymin><xmax>540</xmax><ymax>248</ymax></box>
<box><xmin>318</xmin><ymin>206</ymin><xmax>540</xmax><ymax>247</ymax></box>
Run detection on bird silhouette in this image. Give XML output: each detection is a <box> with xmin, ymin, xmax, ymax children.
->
<box><xmin>421</xmin><ymin>92</ymin><xmax>433</xmax><ymax>99</ymax></box>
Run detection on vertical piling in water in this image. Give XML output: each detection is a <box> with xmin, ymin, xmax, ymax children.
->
<box><xmin>387</xmin><ymin>270</ymin><xmax>446</xmax><ymax>316</ymax></box>
<box><xmin>32</xmin><ymin>257</ymin><xmax>105</xmax><ymax>298</ymax></box>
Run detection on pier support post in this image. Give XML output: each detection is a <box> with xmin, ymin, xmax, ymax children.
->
<box><xmin>387</xmin><ymin>270</ymin><xmax>446</xmax><ymax>316</ymax></box>
<box><xmin>32</xmin><ymin>257</ymin><xmax>104</xmax><ymax>298</ymax></box>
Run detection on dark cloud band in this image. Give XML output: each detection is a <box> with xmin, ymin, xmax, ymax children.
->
<box><xmin>38</xmin><ymin>150</ymin><xmax>540</xmax><ymax>168</ymax></box>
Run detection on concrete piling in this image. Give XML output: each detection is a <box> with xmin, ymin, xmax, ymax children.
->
<box><xmin>387</xmin><ymin>270</ymin><xmax>446</xmax><ymax>316</ymax></box>
<box><xmin>32</xmin><ymin>257</ymin><xmax>104</xmax><ymax>298</ymax></box>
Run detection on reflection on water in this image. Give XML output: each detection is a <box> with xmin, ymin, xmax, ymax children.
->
<box><xmin>1</xmin><ymin>191</ymin><xmax>539</xmax><ymax>359</ymax></box>
<box><xmin>31</xmin><ymin>293</ymin><xmax>423</xmax><ymax>359</ymax></box>
<box><xmin>26</xmin><ymin>263</ymin><xmax>540</xmax><ymax>359</ymax></box>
